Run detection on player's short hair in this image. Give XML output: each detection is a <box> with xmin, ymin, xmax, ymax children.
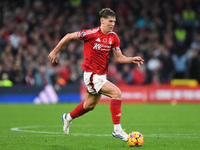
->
<box><xmin>99</xmin><ymin>8</ymin><xmax>116</xmax><ymax>19</ymax></box>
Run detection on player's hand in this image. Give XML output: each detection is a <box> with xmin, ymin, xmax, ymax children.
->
<box><xmin>132</xmin><ymin>56</ymin><xmax>144</xmax><ymax>67</ymax></box>
<box><xmin>48</xmin><ymin>50</ymin><xmax>58</xmax><ymax>63</ymax></box>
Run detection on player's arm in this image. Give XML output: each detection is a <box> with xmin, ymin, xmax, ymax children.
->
<box><xmin>113</xmin><ymin>49</ymin><xmax>144</xmax><ymax>67</ymax></box>
<box><xmin>48</xmin><ymin>32</ymin><xmax>79</xmax><ymax>63</ymax></box>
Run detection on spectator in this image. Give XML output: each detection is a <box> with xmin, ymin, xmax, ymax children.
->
<box><xmin>0</xmin><ymin>73</ymin><xmax>13</xmax><ymax>87</ymax></box>
<box><xmin>174</xmin><ymin>24</ymin><xmax>187</xmax><ymax>45</ymax></box>
<box><xmin>34</xmin><ymin>66</ymin><xmax>48</xmax><ymax>86</ymax></box>
<box><xmin>25</xmin><ymin>68</ymin><xmax>35</xmax><ymax>86</ymax></box>
<box><xmin>189</xmin><ymin>50</ymin><xmax>200</xmax><ymax>82</ymax></box>
<box><xmin>57</xmin><ymin>60</ymin><xmax>70</xmax><ymax>84</ymax></box>
<box><xmin>158</xmin><ymin>46</ymin><xmax>174</xmax><ymax>84</ymax></box>
<box><xmin>182</xmin><ymin>5</ymin><xmax>196</xmax><ymax>29</ymax></box>
<box><xmin>131</xmin><ymin>65</ymin><xmax>146</xmax><ymax>85</ymax></box>
<box><xmin>172</xmin><ymin>53</ymin><xmax>188</xmax><ymax>79</ymax></box>
<box><xmin>108</xmin><ymin>58</ymin><xmax>123</xmax><ymax>85</ymax></box>
<box><xmin>9</xmin><ymin>29</ymin><xmax>22</xmax><ymax>55</ymax></box>
<box><xmin>121</xmin><ymin>64</ymin><xmax>133</xmax><ymax>84</ymax></box>
<box><xmin>146</xmin><ymin>54</ymin><xmax>162</xmax><ymax>85</ymax></box>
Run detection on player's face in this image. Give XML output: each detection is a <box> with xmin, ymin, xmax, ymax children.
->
<box><xmin>101</xmin><ymin>16</ymin><xmax>116</xmax><ymax>33</ymax></box>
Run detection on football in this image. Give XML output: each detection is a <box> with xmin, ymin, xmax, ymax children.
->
<box><xmin>127</xmin><ymin>131</ymin><xmax>144</xmax><ymax>147</ymax></box>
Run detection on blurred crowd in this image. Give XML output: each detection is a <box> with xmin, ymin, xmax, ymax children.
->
<box><xmin>1</xmin><ymin>0</ymin><xmax>200</xmax><ymax>87</ymax></box>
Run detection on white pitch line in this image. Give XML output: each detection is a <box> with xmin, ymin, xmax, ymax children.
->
<box><xmin>9</xmin><ymin>125</ymin><xmax>200</xmax><ymax>138</ymax></box>
<box><xmin>2</xmin><ymin>134</ymin><xmax>200</xmax><ymax>139</ymax></box>
<box><xmin>0</xmin><ymin>135</ymin><xmax>63</xmax><ymax>138</ymax></box>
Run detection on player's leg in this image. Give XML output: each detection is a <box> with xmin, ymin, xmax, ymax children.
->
<box><xmin>99</xmin><ymin>81</ymin><xmax>128</xmax><ymax>141</ymax></box>
<box><xmin>84</xmin><ymin>92</ymin><xmax>101</xmax><ymax>110</ymax></box>
<box><xmin>68</xmin><ymin>92</ymin><xmax>101</xmax><ymax>120</ymax></box>
<box><xmin>62</xmin><ymin>93</ymin><xmax>101</xmax><ymax>135</ymax></box>
<box><xmin>99</xmin><ymin>81</ymin><xmax>122</xmax><ymax>128</ymax></box>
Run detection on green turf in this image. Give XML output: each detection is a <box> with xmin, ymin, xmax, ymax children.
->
<box><xmin>0</xmin><ymin>103</ymin><xmax>200</xmax><ymax>150</ymax></box>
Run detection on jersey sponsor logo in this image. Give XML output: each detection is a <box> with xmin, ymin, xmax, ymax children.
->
<box><xmin>93</xmin><ymin>43</ymin><xmax>111</xmax><ymax>51</ymax></box>
<box><xmin>96</xmin><ymin>38</ymin><xmax>101</xmax><ymax>42</ymax></box>
<box><xmin>93</xmin><ymin>43</ymin><xmax>101</xmax><ymax>50</ymax></box>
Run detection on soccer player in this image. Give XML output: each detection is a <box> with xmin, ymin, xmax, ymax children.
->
<box><xmin>48</xmin><ymin>8</ymin><xmax>144</xmax><ymax>141</ymax></box>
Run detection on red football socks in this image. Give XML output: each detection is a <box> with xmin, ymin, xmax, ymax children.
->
<box><xmin>110</xmin><ymin>99</ymin><xmax>121</xmax><ymax>124</ymax></box>
<box><xmin>70</xmin><ymin>102</ymin><xmax>88</xmax><ymax>119</ymax></box>
<box><xmin>70</xmin><ymin>100</ymin><xmax>122</xmax><ymax>124</ymax></box>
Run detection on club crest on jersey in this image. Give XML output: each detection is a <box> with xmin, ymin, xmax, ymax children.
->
<box><xmin>109</xmin><ymin>38</ymin><xmax>112</xmax><ymax>44</ymax></box>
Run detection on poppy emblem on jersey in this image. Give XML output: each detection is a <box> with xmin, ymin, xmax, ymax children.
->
<box><xmin>103</xmin><ymin>38</ymin><xmax>107</xmax><ymax>43</ymax></box>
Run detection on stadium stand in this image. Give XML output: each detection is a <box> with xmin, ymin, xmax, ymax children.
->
<box><xmin>0</xmin><ymin>0</ymin><xmax>200</xmax><ymax>87</ymax></box>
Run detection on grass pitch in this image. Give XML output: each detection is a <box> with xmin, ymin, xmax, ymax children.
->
<box><xmin>0</xmin><ymin>103</ymin><xmax>200</xmax><ymax>150</ymax></box>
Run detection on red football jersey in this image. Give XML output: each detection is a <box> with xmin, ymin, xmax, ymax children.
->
<box><xmin>78</xmin><ymin>27</ymin><xmax>120</xmax><ymax>75</ymax></box>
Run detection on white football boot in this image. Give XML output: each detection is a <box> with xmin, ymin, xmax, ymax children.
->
<box><xmin>112</xmin><ymin>129</ymin><xmax>128</xmax><ymax>142</ymax></box>
<box><xmin>61</xmin><ymin>113</ymin><xmax>72</xmax><ymax>135</ymax></box>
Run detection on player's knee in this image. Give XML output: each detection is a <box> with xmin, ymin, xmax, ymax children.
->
<box><xmin>112</xmin><ymin>90</ymin><xmax>122</xmax><ymax>100</ymax></box>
